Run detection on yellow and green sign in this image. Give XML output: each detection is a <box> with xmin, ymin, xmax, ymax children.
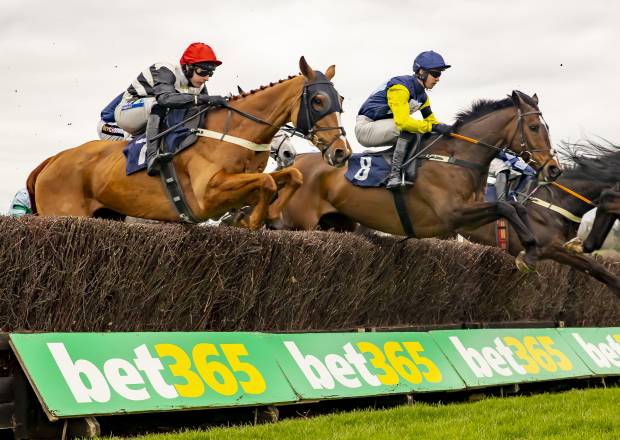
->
<box><xmin>10</xmin><ymin>332</ymin><xmax>297</xmax><ymax>419</ymax></box>
<box><xmin>9</xmin><ymin>328</ymin><xmax>620</xmax><ymax>420</ymax></box>
<box><xmin>557</xmin><ymin>327</ymin><xmax>620</xmax><ymax>375</ymax></box>
<box><xmin>274</xmin><ymin>332</ymin><xmax>465</xmax><ymax>399</ymax></box>
<box><xmin>430</xmin><ymin>329</ymin><xmax>592</xmax><ymax>387</ymax></box>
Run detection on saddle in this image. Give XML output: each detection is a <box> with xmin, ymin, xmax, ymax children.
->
<box><xmin>123</xmin><ymin>107</ymin><xmax>206</xmax><ymax>175</ymax></box>
<box><xmin>382</xmin><ymin>134</ymin><xmax>423</xmax><ymax>185</ymax></box>
<box><xmin>345</xmin><ymin>134</ymin><xmax>426</xmax><ymax>188</ymax></box>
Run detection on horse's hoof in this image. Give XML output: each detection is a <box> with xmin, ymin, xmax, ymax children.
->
<box><xmin>265</xmin><ymin>217</ymin><xmax>286</xmax><ymax>230</ymax></box>
<box><xmin>515</xmin><ymin>251</ymin><xmax>534</xmax><ymax>273</ymax></box>
<box><xmin>563</xmin><ymin>237</ymin><xmax>584</xmax><ymax>254</ymax></box>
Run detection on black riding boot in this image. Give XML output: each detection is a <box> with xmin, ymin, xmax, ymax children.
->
<box><xmin>495</xmin><ymin>170</ymin><xmax>509</xmax><ymax>201</ymax></box>
<box><xmin>386</xmin><ymin>132</ymin><xmax>416</xmax><ymax>189</ymax></box>
<box><xmin>145</xmin><ymin>106</ymin><xmax>172</xmax><ymax>176</ymax></box>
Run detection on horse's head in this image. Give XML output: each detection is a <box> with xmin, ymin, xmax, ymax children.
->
<box><xmin>270</xmin><ymin>130</ymin><xmax>297</xmax><ymax>169</ymax></box>
<box><xmin>506</xmin><ymin>90</ymin><xmax>561</xmax><ymax>182</ymax></box>
<box><xmin>292</xmin><ymin>56</ymin><xmax>352</xmax><ymax>168</ymax></box>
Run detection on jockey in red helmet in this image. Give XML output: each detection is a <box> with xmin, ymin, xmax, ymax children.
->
<box><xmin>112</xmin><ymin>42</ymin><xmax>228</xmax><ymax>176</ymax></box>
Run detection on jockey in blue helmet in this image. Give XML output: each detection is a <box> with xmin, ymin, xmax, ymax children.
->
<box><xmin>356</xmin><ymin>50</ymin><xmax>453</xmax><ymax>188</ymax></box>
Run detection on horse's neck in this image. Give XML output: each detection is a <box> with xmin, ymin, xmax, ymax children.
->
<box><xmin>213</xmin><ymin>76</ymin><xmax>304</xmax><ymax>143</ymax></box>
<box><xmin>445</xmin><ymin>108</ymin><xmax>516</xmax><ymax>167</ymax></box>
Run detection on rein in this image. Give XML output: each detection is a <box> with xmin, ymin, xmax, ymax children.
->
<box><xmin>517</xmin><ymin>181</ymin><xmax>594</xmax><ymax>225</ymax></box>
<box><xmin>153</xmin><ymin>75</ymin><xmax>345</xmax><ymax>158</ymax></box>
<box><xmin>551</xmin><ymin>181</ymin><xmax>595</xmax><ymax>206</ymax></box>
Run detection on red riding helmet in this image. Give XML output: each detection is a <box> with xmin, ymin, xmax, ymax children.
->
<box><xmin>180</xmin><ymin>42</ymin><xmax>222</xmax><ymax>66</ymax></box>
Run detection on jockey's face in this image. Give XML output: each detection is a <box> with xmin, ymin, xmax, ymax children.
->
<box><xmin>190</xmin><ymin>70</ymin><xmax>210</xmax><ymax>88</ymax></box>
<box><xmin>189</xmin><ymin>63</ymin><xmax>217</xmax><ymax>88</ymax></box>
<box><xmin>419</xmin><ymin>69</ymin><xmax>441</xmax><ymax>89</ymax></box>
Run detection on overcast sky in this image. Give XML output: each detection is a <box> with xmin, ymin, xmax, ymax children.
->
<box><xmin>1</xmin><ymin>0</ymin><xmax>619</xmax><ymax>211</ymax></box>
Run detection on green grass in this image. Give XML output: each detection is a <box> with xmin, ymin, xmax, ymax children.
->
<box><xmin>102</xmin><ymin>387</ymin><xmax>620</xmax><ymax>440</ymax></box>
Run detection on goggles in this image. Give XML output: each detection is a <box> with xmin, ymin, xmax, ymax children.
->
<box><xmin>428</xmin><ymin>70</ymin><xmax>442</xmax><ymax>78</ymax></box>
<box><xmin>193</xmin><ymin>64</ymin><xmax>216</xmax><ymax>77</ymax></box>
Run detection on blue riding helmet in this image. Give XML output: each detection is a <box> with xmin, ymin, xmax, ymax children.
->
<box><xmin>413</xmin><ymin>50</ymin><xmax>451</xmax><ymax>72</ymax></box>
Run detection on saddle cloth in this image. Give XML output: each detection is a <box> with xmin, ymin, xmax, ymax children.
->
<box><xmin>123</xmin><ymin>107</ymin><xmax>206</xmax><ymax>175</ymax></box>
<box><xmin>345</xmin><ymin>135</ymin><xmax>422</xmax><ymax>188</ymax></box>
<box><xmin>345</xmin><ymin>152</ymin><xmax>391</xmax><ymax>187</ymax></box>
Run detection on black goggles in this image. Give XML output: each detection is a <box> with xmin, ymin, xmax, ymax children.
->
<box><xmin>428</xmin><ymin>70</ymin><xmax>442</xmax><ymax>78</ymax></box>
<box><xmin>194</xmin><ymin>65</ymin><xmax>216</xmax><ymax>77</ymax></box>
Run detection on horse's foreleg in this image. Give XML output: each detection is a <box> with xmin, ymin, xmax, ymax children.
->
<box><xmin>539</xmin><ymin>244</ymin><xmax>620</xmax><ymax>300</ymax></box>
<box><xmin>452</xmin><ymin>201</ymin><xmax>538</xmax><ymax>270</ymax></box>
<box><xmin>267</xmin><ymin>168</ymin><xmax>303</xmax><ymax>221</ymax></box>
<box><xmin>206</xmin><ymin>172</ymin><xmax>277</xmax><ymax>229</ymax></box>
<box><xmin>582</xmin><ymin>190</ymin><xmax>620</xmax><ymax>253</ymax></box>
<box><xmin>587</xmin><ymin>189</ymin><xmax>620</xmax><ymax>252</ymax></box>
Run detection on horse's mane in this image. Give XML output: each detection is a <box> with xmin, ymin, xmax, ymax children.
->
<box><xmin>228</xmin><ymin>75</ymin><xmax>299</xmax><ymax>101</ymax></box>
<box><xmin>558</xmin><ymin>139</ymin><xmax>620</xmax><ymax>183</ymax></box>
<box><xmin>453</xmin><ymin>91</ymin><xmax>539</xmax><ymax>130</ymax></box>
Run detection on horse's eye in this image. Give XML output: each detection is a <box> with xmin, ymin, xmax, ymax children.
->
<box><xmin>312</xmin><ymin>97</ymin><xmax>322</xmax><ymax>105</ymax></box>
<box><xmin>528</xmin><ymin>124</ymin><xmax>539</xmax><ymax>132</ymax></box>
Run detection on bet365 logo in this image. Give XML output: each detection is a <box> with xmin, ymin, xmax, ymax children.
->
<box><xmin>47</xmin><ymin>342</ymin><xmax>266</xmax><ymax>403</ymax></box>
<box><xmin>449</xmin><ymin>335</ymin><xmax>573</xmax><ymax>378</ymax></box>
<box><xmin>284</xmin><ymin>339</ymin><xmax>442</xmax><ymax>389</ymax></box>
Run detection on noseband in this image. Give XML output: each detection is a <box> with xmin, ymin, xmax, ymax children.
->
<box><xmin>508</xmin><ymin>103</ymin><xmax>553</xmax><ymax>169</ymax></box>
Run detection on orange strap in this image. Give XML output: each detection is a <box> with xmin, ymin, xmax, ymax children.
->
<box><xmin>551</xmin><ymin>182</ymin><xmax>594</xmax><ymax>206</ymax></box>
<box><xmin>450</xmin><ymin>133</ymin><xmax>480</xmax><ymax>144</ymax></box>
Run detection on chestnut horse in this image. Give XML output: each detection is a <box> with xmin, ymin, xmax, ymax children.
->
<box><xmin>461</xmin><ymin>143</ymin><xmax>620</xmax><ymax>298</ymax></box>
<box><xmin>279</xmin><ymin>91</ymin><xmax>561</xmax><ymax>270</ymax></box>
<box><xmin>26</xmin><ymin>57</ymin><xmax>351</xmax><ymax>229</ymax></box>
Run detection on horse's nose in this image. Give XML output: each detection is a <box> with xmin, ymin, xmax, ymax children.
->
<box><xmin>545</xmin><ymin>164</ymin><xmax>562</xmax><ymax>181</ymax></box>
<box><xmin>333</xmin><ymin>148</ymin><xmax>348</xmax><ymax>167</ymax></box>
<box><xmin>282</xmin><ymin>150</ymin><xmax>294</xmax><ymax>160</ymax></box>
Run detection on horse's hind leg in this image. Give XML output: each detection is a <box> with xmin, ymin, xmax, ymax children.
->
<box><xmin>35</xmin><ymin>175</ymin><xmax>93</xmax><ymax>217</ymax></box>
<box><xmin>452</xmin><ymin>201</ymin><xmax>538</xmax><ymax>270</ymax></box>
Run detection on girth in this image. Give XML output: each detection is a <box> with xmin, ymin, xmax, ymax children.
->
<box><xmin>391</xmin><ymin>153</ymin><xmax>488</xmax><ymax>237</ymax></box>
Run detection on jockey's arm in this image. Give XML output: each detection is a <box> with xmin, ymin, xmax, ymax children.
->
<box><xmin>152</xmin><ymin>67</ymin><xmax>199</xmax><ymax>109</ymax></box>
<box><xmin>387</xmin><ymin>85</ymin><xmax>439</xmax><ymax>134</ymax></box>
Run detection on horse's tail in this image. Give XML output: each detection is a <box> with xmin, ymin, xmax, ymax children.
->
<box><xmin>26</xmin><ymin>155</ymin><xmax>55</xmax><ymax>215</ymax></box>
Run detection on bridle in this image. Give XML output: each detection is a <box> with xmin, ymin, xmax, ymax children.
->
<box><xmin>150</xmin><ymin>73</ymin><xmax>348</xmax><ymax>157</ymax></box>
<box><xmin>225</xmin><ymin>72</ymin><xmax>347</xmax><ymax>158</ymax></box>
<box><xmin>293</xmin><ymin>72</ymin><xmax>347</xmax><ymax>157</ymax></box>
<box><xmin>506</xmin><ymin>97</ymin><xmax>553</xmax><ymax>171</ymax></box>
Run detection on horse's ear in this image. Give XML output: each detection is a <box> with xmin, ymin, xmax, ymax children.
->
<box><xmin>299</xmin><ymin>56</ymin><xmax>315</xmax><ymax>80</ymax></box>
<box><xmin>511</xmin><ymin>90</ymin><xmax>522</xmax><ymax>105</ymax></box>
<box><xmin>532</xmin><ymin>93</ymin><xmax>539</xmax><ymax>104</ymax></box>
<box><xmin>325</xmin><ymin>64</ymin><xmax>336</xmax><ymax>80</ymax></box>
<box><xmin>237</xmin><ymin>85</ymin><xmax>246</xmax><ymax>94</ymax></box>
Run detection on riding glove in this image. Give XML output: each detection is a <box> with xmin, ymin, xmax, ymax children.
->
<box><xmin>200</xmin><ymin>95</ymin><xmax>228</xmax><ymax>107</ymax></box>
<box><xmin>431</xmin><ymin>123</ymin><xmax>454</xmax><ymax>135</ymax></box>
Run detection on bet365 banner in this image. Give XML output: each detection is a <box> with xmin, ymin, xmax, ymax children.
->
<box><xmin>10</xmin><ymin>329</ymin><xmax>620</xmax><ymax>419</ymax></box>
<box><xmin>557</xmin><ymin>328</ymin><xmax>620</xmax><ymax>375</ymax></box>
<box><xmin>430</xmin><ymin>328</ymin><xmax>592</xmax><ymax>387</ymax></box>
<box><xmin>10</xmin><ymin>332</ymin><xmax>297</xmax><ymax>419</ymax></box>
<box><xmin>274</xmin><ymin>332</ymin><xmax>465</xmax><ymax>399</ymax></box>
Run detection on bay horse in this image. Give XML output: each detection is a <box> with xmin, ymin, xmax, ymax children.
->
<box><xmin>26</xmin><ymin>57</ymin><xmax>351</xmax><ymax>229</ymax></box>
<box><xmin>460</xmin><ymin>141</ymin><xmax>620</xmax><ymax>298</ymax></box>
<box><xmin>558</xmin><ymin>142</ymin><xmax>620</xmax><ymax>256</ymax></box>
<box><xmin>278</xmin><ymin>91</ymin><xmax>561</xmax><ymax>270</ymax></box>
